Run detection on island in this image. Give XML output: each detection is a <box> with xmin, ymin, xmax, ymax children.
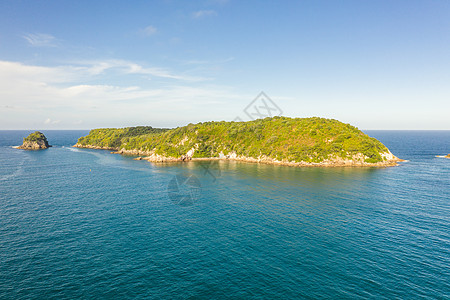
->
<box><xmin>74</xmin><ymin>117</ymin><xmax>403</xmax><ymax>167</ymax></box>
<box><xmin>18</xmin><ymin>131</ymin><xmax>51</xmax><ymax>150</ymax></box>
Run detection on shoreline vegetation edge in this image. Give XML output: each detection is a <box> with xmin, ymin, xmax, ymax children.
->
<box><xmin>72</xmin><ymin>144</ymin><xmax>405</xmax><ymax>168</ymax></box>
<box><xmin>72</xmin><ymin>117</ymin><xmax>406</xmax><ymax>168</ymax></box>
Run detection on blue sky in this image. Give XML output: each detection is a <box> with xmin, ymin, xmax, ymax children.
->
<box><xmin>0</xmin><ymin>0</ymin><xmax>449</xmax><ymax>129</ymax></box>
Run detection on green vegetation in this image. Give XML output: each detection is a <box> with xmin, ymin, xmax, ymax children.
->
<box><xmin>24</xmin><ymin>131</ymin><xmax>48</xmax><ymax>143</ymax></box>
<box><xmin>77</xmin><ymin>126</ymin><xmax>169</xmax><ymax>149</ymax></box>
<box><xmin>76</xmin><ymin>117</ymin><xmax>390</xmax><ymax>163</ymax></box>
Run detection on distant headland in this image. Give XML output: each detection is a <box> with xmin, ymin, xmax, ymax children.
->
<box><xmin>74</xmin><ymin>117</ymin><xmax>404</xmax><ymax>167</ymax></box>
<box><xmin>17</xmin><ymin>131</ymin><xmax>51</xmax><ymax>150</ymax></box>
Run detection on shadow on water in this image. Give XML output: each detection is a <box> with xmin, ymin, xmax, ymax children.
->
<box><xmin>171</xmin><ymin>160</ymin><xmax>384</xmax><ymax>194</ymax></box>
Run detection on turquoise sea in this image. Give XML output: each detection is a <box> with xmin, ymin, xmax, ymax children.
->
<box><xmin>0</xmin><ymin>130</ymin><xmax>449</xmax><ymax>299</ymax></box>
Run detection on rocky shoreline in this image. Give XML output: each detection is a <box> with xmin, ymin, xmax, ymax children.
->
<box><xmin>18</xmin><ymin>132</ymin><xmax>51</xmax><ymax>150</ymax></box>
<box><xmin>73</xmin><ymin>143</ymin><xmax>404</xmax><ymax>167</ymax></box>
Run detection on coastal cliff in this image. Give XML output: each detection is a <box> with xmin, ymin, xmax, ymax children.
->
<box><xmin>18</xmin><ymin>131</ymin><xmax>51</xmax><ymax>150</ymax></box>
<box><xmin>74</xmin><ymin>117</ymin><xmax>403</xmax><ymax>167</ymax></box>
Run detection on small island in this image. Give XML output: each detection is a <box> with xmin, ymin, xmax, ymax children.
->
<box><xmin>18</xmin><ymin>131</ymin><xmax>51</xmax><ymax>150</ymax></box>
<box><xmin>74</xmin><ymin>117</ymin><xmax>403</xmax><ymax>167</ymax></box>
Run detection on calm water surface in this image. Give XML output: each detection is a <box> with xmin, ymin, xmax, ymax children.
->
<box><xmin>0</xmin><ymin>130</ymin><xmax>449</xmax><ymax>299</ymax></box>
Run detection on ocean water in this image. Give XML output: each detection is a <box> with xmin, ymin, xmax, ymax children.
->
<box><xmin>0</xmin><ymin>130</ymin><xmax>449</xmax><ymax>299</ymax></box>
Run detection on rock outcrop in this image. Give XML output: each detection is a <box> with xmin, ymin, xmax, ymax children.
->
<box><xmin>137</xmin><ymin>149</ymin><xmax>403</xmax><ymax>167</ymax></box>
<box><xmin>18</xmin><ymin>131</ymin><xmax>51</xmax><ymax>150</ymax></box>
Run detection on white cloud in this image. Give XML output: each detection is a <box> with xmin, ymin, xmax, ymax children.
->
<box><xmin>192</xmin><ymin>10</ymin><xmax>217</xmax><ymax>18</ymax></box>
<box><xmin>141</xmin><ymin>25</ymin><xmax>157</xmax><ymax>36</ymax></box>
<box><xmin>23</xmin><ymin>33</ymin><xmax>57</xmax><ymax>47</ymax></box>
<box><xmin>73</xmin><ymin>59</ymin><xmax>207</xmax><ymax>81</ymax></box>
<box><xmin>0</xmin><ymin>60</ymin><xmax>247</xmax><ymax>129</ymax></box>
<box><xmin>44</xmin><ymin>118</ymin><xmax>61</xmax><ymax>125</ymax></box>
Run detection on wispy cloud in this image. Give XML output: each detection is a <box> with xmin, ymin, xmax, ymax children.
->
<box><xmin>0</xmin><ymin>59</ymin><xmax>210</xmax><ymax>88</ymax></box>
<box><xmin>76</xmin><ymin>59</ymin><xmax>208</xmax><ymax>81</ymax></box>
<box><xmin>140</xmin><ymin>25</ymin><xmax>157</xmax><ymax>36</ymax></box>
<box><xmin>0</xmin><ymin>60</ymin><xmax>246</xmax><ymax>129</ymax></box>
<box><xmin>192</xmin><ymin>10</ymin><xmax>217</xmax><ymax>18</ymax></box>
<box><xmin>44</xmin><ymin>118</ymin><xmax>61</xmax><ymax>125</ymax></box>
<box><xmin>23</xmin><ymin>33</ymin><xmax>58</xmax><ymax>47</ymax></box>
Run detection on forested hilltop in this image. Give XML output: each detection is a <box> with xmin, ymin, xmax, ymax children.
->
<box><xmin>17</xmin><ymin>131</ymin><xmax>51</xmax><ymax>150</ymax></box>
<box><xmin>75</xmin><ymin>117</ymin><xmax>401</xmax><ymax>166</ymax></box>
